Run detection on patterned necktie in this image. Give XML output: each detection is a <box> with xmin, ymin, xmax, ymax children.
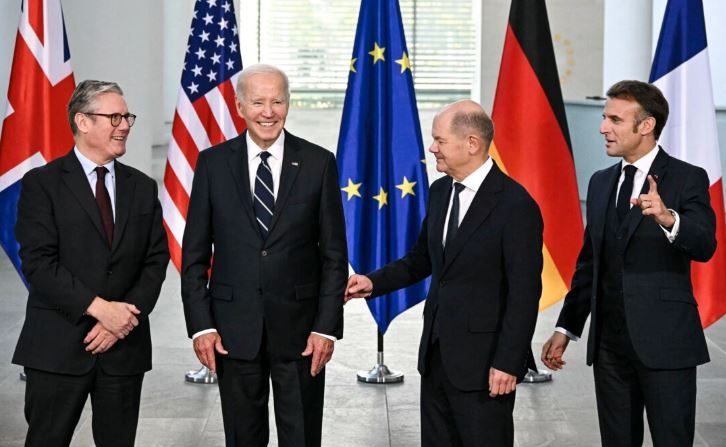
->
<box><xmin>95</xmin><ymin>166</ymin><xmax>114</xmax><ymax>247</ymax></box>
<box><xmin>617</xmin><ymin>165</ymin><xmax>637</xmax><ymax>222</ymax></box>
<box><xmin>444</xmin><ymin>182</ymin><xmax>465</xmax><ymax>253</ymax></box>
<box><xmin>253</xmin><ymin>151</ymin><xmax>275</xmax><ymax>238</ymax></box>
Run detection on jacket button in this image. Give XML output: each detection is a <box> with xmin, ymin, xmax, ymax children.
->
<box><xmin>106</xmin><ymin>270</ymin><xmax>113</xmax><ymax>275</ymax></box>
<box><xmin>439</xmin><ymin>280</ymin><xmax>446</xmax><ymax>287</ymax></box>
<box><xmin>261</xmin><ymin>250</ymin><xmax>268</xmax><ymax>257</ymax></box>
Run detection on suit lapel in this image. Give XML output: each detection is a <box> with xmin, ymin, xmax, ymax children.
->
<box><xmin>60</xmin><ymin>152</ymin><xmax>108</xmax><ymax>246</ymax></box>
<box><xmin>624</xmin><ymin>148</ymin><xmax>670</xmax><ymax>244</ymax></box>
<box><xmin>429</xmin><ymin>179</ymin><xmax>450</xmax><ymax>269</ymax></box>
<box><xmin>441</xmin><ymin>162</ymin><xmax>503</xmax><ymax>273</ymax></box>
<box><xmin>111</xmin><ymin>162</ymin><xmax>135</xmax><ymax>251</ymax></box>
<box><xmin>589</xmin><ymin>163</ymin><xmax>621</xmax><ymax>254</ymax></box>
<box><xmin>267</xmin><ymin>131</ymin><xmax>301</xmax><ymax>236</ymax></box>
<box><xmin>226</xmin><ymin>134</ymin><xmax>259</xmax><ymax>232</ymax></box>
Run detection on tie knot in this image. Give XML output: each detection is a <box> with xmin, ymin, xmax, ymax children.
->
<box><xmin>453</xmin><ymin>182</ymin><xmax>465</xmax><ymax>194</ymax></box>
<box><xmin>95</xmin><ymin>166</ymin><xmax>108</xmax><ymax>180</ymax></box>
<box><xmin>260</xmin><ymin>151</ymin><xmax>271</xmax><ymax>163</ymax></box>
<box><xmin>623</xmin><ymin>165</ymin><xmax>637</xmax><ymax>178</ymax></box>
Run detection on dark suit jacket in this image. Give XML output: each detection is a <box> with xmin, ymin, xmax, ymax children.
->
<box><xmin>557</xmin><ymin>148</ymin><xmax>716</xmax><ymax>369</ymax></box>
<box><xmin>181</xmin><ymin>130</ymin><xmax>347</xmax><ymax>362</ymax></box>
<box><xmin>369</xmin><ymin>162</ymin><xmax>543</xmax><ymax>391</ymax></box>
<box><xmin>12</xmin><ymin>150</ymin><xmax>169</xmax><ymax>375</ymax></box>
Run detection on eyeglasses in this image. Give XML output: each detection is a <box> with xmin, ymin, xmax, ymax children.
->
<box><xmin>83</xmin><ymin>112</ymin><xmax>136</xmax><ymax>127</ymax></box>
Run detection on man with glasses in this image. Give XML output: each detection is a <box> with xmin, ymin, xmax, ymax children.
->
<box><xmin>12</xmin><ymin>80</ymin><xmax>169</xmax><ymax>446</ymax></box>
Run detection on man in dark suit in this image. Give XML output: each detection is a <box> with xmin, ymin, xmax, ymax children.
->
<box><xmin>12</xmin><ymin>80</ymin><xmax>169</xmax><ymax>446</ymax></box>
<box><xmin>346</xmin><ymin>100</ymin><xmax>543</xmax><ymax>446</ymax></box>
<box><xmin>541</xmin><ymin>80</ymin><xmax>717</xmax><ymax>446</ymax></box>
<box><xmin>181</xmin><ymin>64</ymin><xmax>347</xmax><ymax>447</ymax></box>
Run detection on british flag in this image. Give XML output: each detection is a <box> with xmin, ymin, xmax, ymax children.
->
<box><xmin>161</xmin><ymin>0</ymin><xmax>246</xmax><ymax>271</ymax></box>
<box><xmin>0</xmin><ymin>0</ymin><xmax>75</xmax><ymax>282</ymax></box>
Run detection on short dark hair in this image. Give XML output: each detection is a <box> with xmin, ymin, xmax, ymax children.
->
<box><xmin>606</xmin><ymin>80</ymin><xmax>669</xmax><ymax>140</ymax></box>
<box><xmin>450</xmin><ymin>110</ymin><xmax>495</xmax><ymax>149</ymax></box>
<box><xmin>67</xmin><ymin>80</ymin><xmax>124</xmax><ymax>135</ymax></box>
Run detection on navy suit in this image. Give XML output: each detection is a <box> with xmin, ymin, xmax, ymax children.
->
<box><xmin>369</xmin><ymin>161</ymin><xmax>543</xmax><ymax>446</ymax></box>
<box><xmin>181</xmin><ymin>130</ymin><xmax>347</xmax><ymax>446</ymax></box>
<box><xmin>556</xmin><ymin>148</ymin><xmax>716</xmax><ymax>445</ymax></box>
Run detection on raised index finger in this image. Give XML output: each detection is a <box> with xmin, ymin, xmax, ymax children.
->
<box><xmin>647</xmin><ymin>175</ymin><xmax>658</xmax><ymax>194</ymax></box>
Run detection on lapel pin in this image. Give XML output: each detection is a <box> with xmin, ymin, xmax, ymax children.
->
<box><xmin>291</xmin><ymin>162</ymin><xmax>299</xmax><ymax>166</ymax></box>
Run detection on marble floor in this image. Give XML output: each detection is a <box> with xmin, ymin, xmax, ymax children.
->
<box><xmin>1</xmin><ymin>109</ymin><xmax>726</xmax><ymax>446</ymax></box>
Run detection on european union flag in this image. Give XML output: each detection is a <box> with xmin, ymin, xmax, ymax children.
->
<box><xmin>337</xmin><ymin>0</ymin><xmax>430</xmax><ymax>334</ymax></box>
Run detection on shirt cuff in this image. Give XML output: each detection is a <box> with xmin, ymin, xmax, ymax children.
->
<box><xmin>192</xmin><ymin>328</ymin><xmax>218</xmax><ymax>340</ymax></box>
<box><xmin>660</xmin><ymin>209</ymin><xmax>680</xmax><ymax>242</ymax></box>
<box><xmin>312</xmin><ymin>332</ymin><xmax>337</xmax><ymax>342</ymax></box>
<box><xmin>555</xmin><ymin>327</ymin><xmax>580</xmax><ymax>341</ymax></box>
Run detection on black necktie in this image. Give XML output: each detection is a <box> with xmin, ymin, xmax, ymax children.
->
<box><xmin>95</xmin><ymin>167</ymin><xmax>114</xmax><ymax>248</ymax></box>
<box><xmin>253</xmin><ymin>151</ymin><xmax>275</xmax><ymax>238</ymax></box>
<box><xmin>617</xmin><ymin>165</ymin><xmax>637</xmax><ymax>222</ymax></box>
<box><xmin>444</xmin><ymin>182</ymin><xmax>465</xmax><ymax>253</ymax></box>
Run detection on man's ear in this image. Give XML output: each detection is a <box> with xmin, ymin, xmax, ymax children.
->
<box><xmin>638</xmin><ymin>116</ymin><xmax>656</xmax><ymax>136</ymax></box>
<box><xmin>75</xmin><ymin>112</ymin><xmax>89</xmax><ymax>134</ymax></box>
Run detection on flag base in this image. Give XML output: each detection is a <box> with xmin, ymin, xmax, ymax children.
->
<box><xmin>356</xmin><ymin>352</ymin><xmax>404</xmax><ymax>384</ymax></box>
<box><xmin>184</xmin><ymin>365</ymin><xmax>217</xmax><ymax>384</ymax></box>
<box><xmin>357</xmin><ymin>363</ymin><xmax>404</xmax><ymax>384</ymax></box>
<box><xmin>522</xmin><ymin>369</ymin><xmax>552</xmax><ymax>383</ymax></box>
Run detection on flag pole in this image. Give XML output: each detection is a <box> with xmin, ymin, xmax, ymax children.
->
<box><xmin>356</xmin><ymin>330</ymin><xmax>404</xmax><ymax>383</ymax></box>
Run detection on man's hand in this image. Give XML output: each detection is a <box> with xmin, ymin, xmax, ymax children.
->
<box><xmin>488</xmin><ymin>367</ymin><xmax>517</xmax><ymax>397</ymax></box>
<box><xmin>193</xmin><ymin>332</ymin><xmax>228</xmax><ymax>373</ymax></box>
<box><xmin>301</xmin><ymin>333</ymin><xmax>334</xmax><ymax>377</ymax></box>
<box><xmin>86</xmin><ymin>297</ymin><xmax>140</xmax><ymax>339</ymax></box>
<box><xmin>541</xmin><ymin>332</ymin><xmax>570</xmax><ymax>371</ymax></box>
<box><xmin>631</xmin><ymin>175</ymin><xmax>676</xmax><ymax>228</ymax></box>
<box><xmin>344</xmin><ymin>274</ymin><xmax>373</xmax><ymax>303</ymax></box>
<box><xmin>83</xmin><ymin>322</ymin><xmax>119</xmax><ymax>354</ymax></box>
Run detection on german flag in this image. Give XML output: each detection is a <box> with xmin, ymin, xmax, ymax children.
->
<box><xmin>490</xmin><ymin>0</ymin><xmax>582</xmax><ymax>310</ymax></box>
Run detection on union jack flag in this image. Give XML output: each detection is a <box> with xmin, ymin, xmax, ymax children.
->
<box><xmin>0</xmin><ymin>0</ymin><xmax>75</xmax><ymax>282</ymax></box>
<box><xmin>161</xmin><ymin>0</ymin><xmax>246</xmax><ymax>271</ymax></box>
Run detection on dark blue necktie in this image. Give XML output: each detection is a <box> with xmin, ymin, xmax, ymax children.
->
<box><xmin>253</xmin><ymin>151</ymin><xmax>275</xmax><ymax>238</ymax></box>
<box><xmin>617</xmin><ymin>165</ymin><xmax>637</xmax><ymax>222</ymax></box>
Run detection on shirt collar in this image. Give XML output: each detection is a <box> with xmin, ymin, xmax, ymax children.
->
<box><xmin>622</xmin><ymin>144</ymin><xmax>659</xmax><ymax>174</ymax></box>
<box><xmin>457</xmin><ymin>156</ymin><xmax>494</xmax><ymax>193</ymax></box>
<box><xmin>246</xmin><ymin>131</ymin><xmax>285</xmax><ymax>163</ymax></box>
<box><xmin>74</xmin><ymin>147</ymin><xmax>115</xmax><ymax>176</ymax></box>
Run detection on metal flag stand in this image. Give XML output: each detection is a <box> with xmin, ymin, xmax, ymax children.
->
<box><xmin>185</xmin><ymin>365</ymin><xmax>217</xmax><ymax>384</ymax></box>
<box><xmin>357</xmin><ymin>331</ymin><xmax>404</xmax><ymax>384</ymax></box>
<box><xmin>522</xmin><ymin>347</ymin><xmax>552</xmax><ymax>383</ymax></box>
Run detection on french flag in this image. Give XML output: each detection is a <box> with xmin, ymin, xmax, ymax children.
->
<box><xmin>0</xmin><ymin>0</ymin><xmax>76</xmax><ymax>282</ymax></box>
<box><xmin>650</xmin><ymin>0</ymin><xmax>726</xmax><ymax>327</ymax></box>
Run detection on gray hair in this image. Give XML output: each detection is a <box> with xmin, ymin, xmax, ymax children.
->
<box><xmin>450</xmin><ymin>109</ymin><xmax>495</xmax><ymax>148</ymax></box>
<box><xmin>235</xmin><ymin>64</ymin><xmax>290</xmax><ymax>101</ymax></box>
<box><xmin>68</xmin><ymin>80</ymin><xmax>124</xmax><ymax>135</ymax></box>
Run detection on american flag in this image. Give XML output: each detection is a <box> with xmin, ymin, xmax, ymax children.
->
<box><xmin>0</xmin><ymin>0</ymin><xmax>75</xmax><ymax>282</ymax></box>
<box><xmin>162</xmin><ymin>0</ymin><xmax>246</xmax><ymax>270</ymax></box>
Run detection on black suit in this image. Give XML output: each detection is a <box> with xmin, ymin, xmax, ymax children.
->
<box><xmin>556</xmin><ymin>148</ymin><xmax>716</xmax><ymax>445</ymax></box>
<box><xmin>181</xmin><ymin>131</ymin><xmax>347</xmax><ymax>446</ymax></box>
<box><xmin>13</xmin><ymin>150</ymin><xmax>169</xmax><ymax>446</ymax></box>
<box><xmin>368</xmin><ymin>161</ymin><xmax>543</xmax><ymax>446</ymax></box>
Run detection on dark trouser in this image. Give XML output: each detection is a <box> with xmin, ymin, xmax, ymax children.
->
<box><xmin>216</xmin><ymin>348</ymin><xmax>325</xmax><ymax>447</ymax></box>
<box><xmin>24</xmin><ymin>366</ymin><xmax>144</xmax><ymax>447</ymax></box>
<box><xmin>594</xmin><ymin>340</ymin><xmax>696</xmax><ymax>447</ymax></box>
<box><xmin>420</xmin><ymin>342</ymin><xmax>515</xmax><ymax>447</ymax></box>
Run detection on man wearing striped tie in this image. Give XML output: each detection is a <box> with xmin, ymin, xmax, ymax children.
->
<box><xmin>181</xmin><ymin>64</ymin><xmax>348</xmax><ymax>447</ymax></box>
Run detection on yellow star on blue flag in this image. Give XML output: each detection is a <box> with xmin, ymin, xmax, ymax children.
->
<box><xmin>336</xmin><ymin>0</ymin><xmax>430</xmax><ymax>334</ymax></box>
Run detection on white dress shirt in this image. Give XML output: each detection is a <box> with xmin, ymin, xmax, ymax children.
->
<box><xmin>442</xmin><ymin>156</ymin><xmax>494</xmax><ymax>245</ymax></box>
